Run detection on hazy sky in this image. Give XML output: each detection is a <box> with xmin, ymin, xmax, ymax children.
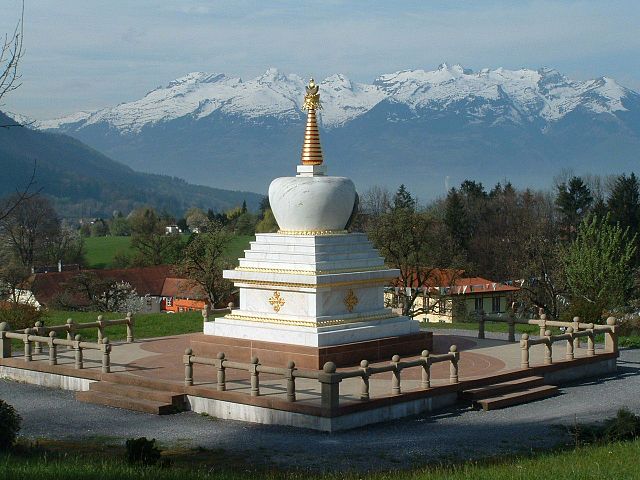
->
<box><xmin>1</xmin><ymin>0</ymin><xmax>639</xmax><ymax>119</ymax></box>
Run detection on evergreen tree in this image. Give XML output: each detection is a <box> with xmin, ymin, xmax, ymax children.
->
<box><xmin>608</xmin><ymin>173</ymin><xmax>640</xmax><ymax>235</ymax></box>
<box><xmin>444</xmin><ymin>188</ymin><xmax>470</xmax><ymax>249</ymax></box>
<box><xmin>392</xmin><ymin>184</ymin><xmax>416</xmax><ymax>211</ymax></box>
<box><xmin>555</xmin><ymin>176</ymin><xmax>593</xmax><ymax>239</ymax></box>
<box><xmin>241</xmin><ymin>200</ymin><xmax>247</xmax><ymax>214</ymax></box>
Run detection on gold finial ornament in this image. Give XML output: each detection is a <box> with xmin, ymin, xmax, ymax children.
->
<box><xmin>301</xmin><ymin>78</ymin><xmax>324</xmax><ymax>165</ymax></box>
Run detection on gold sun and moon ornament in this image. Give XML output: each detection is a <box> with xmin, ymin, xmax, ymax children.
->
<box><xmin>268</xmin><ymin>291</ymin><xmax>286</xmax><ymax>313</ymax></box>
<box><xmin>300</xmin><ymin>78</ymin><xmax>324</xmax><ymax>166</ymax></box>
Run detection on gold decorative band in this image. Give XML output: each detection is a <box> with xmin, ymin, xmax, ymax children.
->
<box><xmin>232</xmin><ymin>277</ymin><xmax>389</xmax><ymax>289</ymax></box>
<box><xmin>235</xmin><ymin>265</ymin><xmax>389</xmax><ymax>275</ymax></box>
<box><xmin>277</xmin><ymin>229</ymin><xmax>347</xmax><ymax>236</ymax></box>
<box><xmin>224</xmin><ymin>312</ymin><xmax>398</xmax><ymax>328</ymax></box>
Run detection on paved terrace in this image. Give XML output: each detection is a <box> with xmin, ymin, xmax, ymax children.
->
<box><xmin>0</xmin><ymin>332</ymin><xmax>610</xmax><ymax>404</ymax></box>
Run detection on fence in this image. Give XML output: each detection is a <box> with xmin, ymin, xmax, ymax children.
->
<box><xmin>0</xmin><ymin>322</ymin><xmax>111</xmax><ymax>372</ymax></box>
<box><xmin>519</xmin><ymin>317</ymin><xmax>618</xmax><ymax>367</ymax></box>
<box><xmin>184</xmin><ymin>346</ymin><xmax>460</xmax><ymax>416</ymax></box>
<box><xmin>476</xmin><ymin>310</ymin><xmax>617</xmax><ymax>346</ymax></box>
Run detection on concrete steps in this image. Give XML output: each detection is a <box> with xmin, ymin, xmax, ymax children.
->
<box><xmin>75</xmin><ymin>381</ymin><xmax>186</xmax><ymax>415</ymax></box>
<box><xmin>460</xmin><ymin>376</ymin><xmax>559</xmax><ymax>411</ymax></box>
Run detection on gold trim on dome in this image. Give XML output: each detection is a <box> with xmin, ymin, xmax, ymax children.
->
<box><xmin>224</xmin><ymin>312</ymin><xmax>397</xmax><ymax>328</ymax></box>
<box><xmin>232</xmin><ymin>278</ymin><xmax>389</xmax><ymax>289</ymax></box>
<box><xmin>344</xmin><ymin>289</ymin><xmax>359</xmax><ymax>313</ymax></box>
<box><xmin>234</xmin><ymin>265</ymin><xmax>390</xmax><ymax>275</ymax></box>
<box><xmin>277</xmin><ymin>229</ymin><xmax>347</xmax><ymax>236</ymax></box>
<box><xmin>268</xmin><ymin>291</ymin><xmax>286</xmax><ymax>312</ymax></box>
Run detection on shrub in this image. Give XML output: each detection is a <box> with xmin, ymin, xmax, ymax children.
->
<box><xmin>0</xmin><ymin>303</ymin><xmax>43</xmax><ymax>331</ymax></box>
<box><xmin>571</xmin><ymin>408</ymin><xmax>640</xmax><ymax>445</ymax></box>
<box><xmin>0</xmin><ymin>399</ymin><xmax>22</xmax><ymax>450</ymax></box>
<box><xmin>125</xmin><ymin>437</ymin><xmax>161</xmax><ymax>466</ymax></box>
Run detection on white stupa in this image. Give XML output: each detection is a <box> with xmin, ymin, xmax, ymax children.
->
<box><xmin>200</xmin><ymin>79</ymin><xmax>426</xmax><ymax>367</ymax></box>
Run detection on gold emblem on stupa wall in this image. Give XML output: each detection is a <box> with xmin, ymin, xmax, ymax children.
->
<box><xmin>268</xmin><ymin>291</ymin><xmax>286</xmax><ymax>312</ymax></box>
<box><xmin>344</xmin><ymin>289</ymin><xmax>359</xmax><ymax>313</ymax></box>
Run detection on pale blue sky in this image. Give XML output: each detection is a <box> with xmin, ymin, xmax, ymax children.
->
<box><xmin>1</xmin><ymin>0</ymin><xmax>639</xmax><ymax>119</ymax></box>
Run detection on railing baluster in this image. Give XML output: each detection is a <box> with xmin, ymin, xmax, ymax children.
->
<box><xmin>74</xmin><ymin>335</ymin><xmax>83</xmax><ymax>369</ymax></box>
<box><xmin>101</xmin><ymin>337</ymin><xmax>111</xmax><ymax>373</ymax></box>
<box><xmin>391</xmin><ymin>355</ymin><xmax>401</xmax><ymax>395</ymax></box>
<box><xmin>565</xmin><ymin>327</ymin><xmax>574</xmax><ymax>360</ymax></box>
<box><xmin>360</xmin><ymin>360</ymin><xmax>370</xmax><ymax>400</ymax></box>
<box><xmin>573</xmin><ymin>316</ymin><xmax>581</xmax><ymax>349</ymax></box>
<box><xmin>33</xmin><ymin>321</ymin><xmax>43</xmax><ymax>355</ymax></box>
<box><xmin>286</xmin><ymin>361</ymin><xmax>296</xmax><ymax>402</ymax></box>
<box><xmin>587</xmin><ymin>324</ymin><xmax>595</xmax><ymax>356</ymax></box>
<box><xmin>48</xmin><ymin>331</ymin><xmax>57</xmax><ymax>366</ymax></box>
<box><xmin>217</xmin><ymin>352</ymin><xmax>226</xmax><ymax>391</ymax></box>
<box><xmin>544</xmin><ymin>330</ymin><xmax>553</xmax><ymax>365</ymax></box>
<box><xmin>23</xmin><ymin>328</ymin><xmax>32</xmax><ymax>362</ymax></box>
<box><xmin>420</xmin><ymin>350</ymin><xmax>431</xmax><ymax>389</ymax></box>
<box><xmin>520</xmin><ymin>333</ymin><xmax>530</xmax><ymax>368</ymax></box>
<box><xmin>126</xmin><ymin>312</ymin><xmax>134</xmax><ymax>343</ymax></box>
<box><xmin>250</xmin><ymin>357</ymin><xmax>260</xmax><ymax>396</ymax></box>
<box><xmin>184</xmin><ymin>348</ymin><xmax>193</xmax><ymax>386</ymax></box>
<box><xmin>449</xmin><ymin>345</ymin><xmax>459</xmax><ymax>383</ymax></box>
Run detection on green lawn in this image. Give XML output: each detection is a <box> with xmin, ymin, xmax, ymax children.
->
<box><xmin>22</xmin><ymin>310</ymin><xmax>224</xmax><ymax>344</ymax></box>
<box><xmin>83</xmin><ymin>235</ymin><xmax>254</xmax><ymax>269</ymax></box>
<box><xmin>1</xmin><ymin>438</ymin><xmax>639</xmax><ymax>479</ymax></box>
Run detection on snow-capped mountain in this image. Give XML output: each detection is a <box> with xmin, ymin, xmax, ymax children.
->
<box><xmin>37</xmin><ymin>64</ymin><xmax>640</xmax><ymax>196</ymax></box>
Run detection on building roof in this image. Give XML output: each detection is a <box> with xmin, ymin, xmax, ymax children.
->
<box><xmin>30</xmin><ymin>265</ymin><xmax>174</xmax><ymax>306</ymax></box>
<box><xmin>389</xmin><ymin>268</ymin><xmax>519</xmax><ymax>295</ymax></box>
<box><xmin>161</xmin><ymin>277</ymin><xmax>207</xmax><ymax>300</ymax></box>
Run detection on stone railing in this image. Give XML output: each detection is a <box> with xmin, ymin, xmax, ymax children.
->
<box><xmin>476</xmin><ymin>310</ymin><xmax>615</xmax><ymax>345</ymax></box>
<box><xmin>184</xmin><ymin>346</ymin><xmax>460</xmax><ymax>416</ymax></box>
<box><xmin>519</xmin><ymin>317</ymin><xmax>618</xmax><ymax>368</ymax></box>
<box><xmin>0</xmin><ymin>322</ymin><xmax>111</xmax><ymax>372</ymax></box>
<box><xmin>21</xmin><ymin>314</ymin><xmax>134</xmax><ymax>354</ymax></box>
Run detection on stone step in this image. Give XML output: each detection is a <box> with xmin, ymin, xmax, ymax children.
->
<box><xmin>101</xmin><ymin>373</ymin><xmax>185</xmax><ymax>393</ymax></box>
<box><xmin>88</xmin><ymin>381</ymin><xmax>185</xmax><ymax>407</ymax></box>
<box><xmin>475</xmin><ymin>385</ymin><xmax>559</xmax><ymax>411</ymax></box>
<box><xmin>75</xmin><ymin>390</ymin><xmax>179</xmax><ymax>415</ymax></box>
<box><xmin>460</xmin><ymin>376</ymin><xmax>545</xmax><ymax>401</ymax></box>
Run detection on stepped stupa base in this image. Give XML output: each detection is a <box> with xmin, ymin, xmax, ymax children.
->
<box><xmin>190</xmin><ymin>331</ymin><xmax>433</xmax><ymax>369</ymax></box>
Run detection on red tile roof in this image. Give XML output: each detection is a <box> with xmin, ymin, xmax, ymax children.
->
<box><xmin>161</xmin><ymin>277</ymin><xmax>207</xmax><ymax>300</ymax></box>
<box><xmin>389</xmin><ymin>268</ymin><xmax>519</xmax><ymax>295</ymax></box>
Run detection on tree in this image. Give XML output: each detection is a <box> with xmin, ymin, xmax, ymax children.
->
<box><xmin>0</xmin><ymin>194</ymin><xmax>60</xmax><ymax>267</ymax></box>
<box><xmin>556</xmin><ymin>176</ymin><xmax>593</xmax><ymax>239</ymax></box>
<box><xmin>234</xmin><ymin>212</ymin><xmax>256</xmax><ymax>235</ymax></box>
<box><xmin>129</xmin><ymin>207</ymin><xmax>183</xmax><ymax>266</ymax></box>
<box><xmin>444</xmin><ymin>188</ymin><xmax>470</xmax><ymax>249</ymax></box>
<box><xmin>563</xmin><ymin>214</ymin><xmax>636</xmax><ymax>322</ymax></box>
<box><xmin>368</xmin><ymin>207</ymin><xmax>459</xmax><ymax>317</ymax></box>
<box><xmin>0</xmin><ymin>1</ymin><xmax>24</xmax><ymax>128</ymax></box>
<box><xmin>176</xmin><ymin>220</ymin><xmax>234</xmax><ymax>306</ymax></box>
<box><xmin>392</xmin><ymin>184</ymin><xmax>416</xmax><ymax>211</ymax></box>
<box><xmin>110</xmin><ymin>214</ymin><xmax>131</xmax><ymax>236</ymax></box>
<box><xmin>608</xmin><ymin>173</ymin><xmax>640</xmax><ymax>235</ymax></box>
<box><xmin>185</xmin><ymin>207</ymin><xmax>208</xmax><ymax>233</ymax></box>
<box><xmin>255</xmin><ymin>208</ymin><xmax>278</xmax><ymax>233</ymax></box>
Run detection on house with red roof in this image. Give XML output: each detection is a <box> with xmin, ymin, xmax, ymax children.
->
<box><xmin>385</xmin><ymin>268</ymin><xmax>520</xmax><ymax>323</ymax></box>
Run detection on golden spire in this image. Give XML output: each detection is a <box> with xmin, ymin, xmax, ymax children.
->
<box><xmin>301</xmin><ymin>78</ymin><xmax>323</xmax><ymax>166</ymax></box>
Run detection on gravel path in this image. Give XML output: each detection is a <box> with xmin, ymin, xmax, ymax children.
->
<box><xmin>1</xmin><ymin>349</ymin><xmax>638</xmax><ymax>472</ymax></box>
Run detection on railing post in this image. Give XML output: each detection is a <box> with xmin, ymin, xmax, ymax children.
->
<box><xmin>478</xmin><ymin>310</ymin><xmax>485</xmax><ymax>340</ymax></box>
<box><xmin>216</xmin><ymin>352</ymin><xmax>226</xmax><ymax>391</ymax></box>
<box><xmin>587</xmin><ymin>324</ymin><xmax>595</xmax><ymax>356</ymax></box>
<box><xmin>201</xmin><ymin>306</ymin><xmax>209</xmax><ymax>322</ymax></box>
<box><xmin>539</xmin><ymin>314</ymin><xmax>547</xmax><ymax>338</ymax></box>
<box><xmin>101</xmin><ymin>337</ymin><xmax>111</xmax><ymax>373</ymax></box>
<box><xmin>286</xmin><ymin>360</ymin><xmax>296</xmax><ymax>402</ymax></box>
<box><xmin>249</xmin><ymin>357</ymin><xmax>260</xmax><ymax>397</ymax></box>
<box><xmin>319</xmin><ymin>362</ymin><xmax>341</xmax><ymax>417</ymax></box>
<box><xmin>97</xmin><ymin>315</ymin><xmax>104</xmax><ymax>343</ymax></box>
<box><xmin>508</xmin><ymin>312</ymin><xmax>516</xmax><ymax>343</ymax></box>
<box><xmin>0</xmin><ymin>323</ymin><xmax>11</xmax><ymax>359</ymax></box>
<box><xmin>74</xmin><ymin>335</ymin><xmax>83</xmax><ymax>369</ymax></box>
<box><xmin>544</xmin><ymin>330</ymin><xmax>553</xmax><ymax>365</ymax></box>
<box><xmin>33</xmin><ymin>320</ymin><xmax>43</xmax><ymax>355</ymax></box>
<box><xmin>359</xmin><ymin>360</ymin><xmax>370</xmax><ymax>400</ymax></box>
<box><xmin>605</xmin><ymin>317</ymin><xmax>618</xmax><ymax>353</ymax></box>
<box><xmin>48</xmin><ymin>331</ymin><xmax>57</xmax><ymax>366</ymax></box>
<box><xmin>573</xmin><ymin>316</ymin><xmax>581</xmax><ymax>349</ymax></box>
<box><xmin>449</xmin><ymin>345</ymin><xmax>459</xmax><ymax>384</ymax></box>
<box><xmin>565</xmin><ymin>327</ymin><xmax>574</xmax><ymax>360</ymax></box>
<box><xmin>520</xmin><ymin>333</ymin><xmax>530</xmax><ymax>368</ymax></box>
<box><xmin>183</xmin><ymin>348</ymin><xmax>193</xmax><ymax>386</ymax></box>
<box><xmin>391</xmin><ymin>354</ymin><xmax>401</xmax><ymax>395</ymax></box>
<box><xmin>420</xmin><ymin>350</ymin><xmax>431</xmax><ymax>389</ymax></box>
<box><xmin>24</xmin><ymin>328</ymin><xmax>32</xmax><ymax>362</ymax></box>
<box><xmin>66</xmin><ymin>318</ymin><xmax>75</xmax><ymax>350</ymax></box>
<box><xmin>126</xmin><ymin>312</ymin><xmax>134</xmax><ymax>343</ymax></box>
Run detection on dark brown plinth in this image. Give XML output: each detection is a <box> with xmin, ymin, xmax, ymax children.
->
<box><xmin>189</xmin><ymin>332</ymin><xmax>433</xmax><ymax>370</ymax></box>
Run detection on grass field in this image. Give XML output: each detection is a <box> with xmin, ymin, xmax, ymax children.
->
<box><xmin>83</xmin><ymin>235</ymin><xmax>254</xmax><ymax>269</ymax></box>
<box><xmin>1</xmin><ymin>438</ymin><xmax>639</xmax><ymax>479</ymax></box>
